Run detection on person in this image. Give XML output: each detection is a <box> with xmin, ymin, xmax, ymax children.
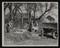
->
<box><xmin>6</xmin><ymin>23</ymin><xmax>9</xmax><ymax>33</ymax></box>
<box><xmin>6</xmin><ymin>20</ymin><xmax>13</xmax><ymax>33</ymax></box>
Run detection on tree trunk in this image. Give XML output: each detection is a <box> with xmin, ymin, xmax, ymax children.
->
<box><xmin>28</xmin><ymin>11</ymin><xmax>32</xmax><ymax>32</ymax></box>
<box><xmin>34</xmin><ymin>4</ymin><xmax>36</xmax><ymax>23</ymax></box>
<box><xmin>28</xmin><ymin>11</ymin><xmax>29</xmax><ymax>23</ymax></box>
<box><xmin>21</xmin><ymin>14</ymin><xmax>23</xmax><ymax>29</ymax></box>
<box><xmin>9</xmin><ymin>4</ymin><xmax>12</xmax><ymax>21</ymax></box>
<box><xmin>34</xmin><ymin>10</ymin><xmax>35</xmax><ymax>23</ymax></box>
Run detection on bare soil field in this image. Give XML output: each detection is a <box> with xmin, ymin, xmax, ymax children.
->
<box><xmin>4</xmin><ymin>31</ymin><xmax>58</xmax><ymax>46</ymax></box>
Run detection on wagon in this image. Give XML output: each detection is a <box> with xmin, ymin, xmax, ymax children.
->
<box><xmin>31</xmin><ymin>22</ymin><xmax>58</xmax><ymax>39</ymax></box>
<box><xmin>41</xmin><ymin>23</ymin><xmax>58</xmax><ymax>39</ymax></box>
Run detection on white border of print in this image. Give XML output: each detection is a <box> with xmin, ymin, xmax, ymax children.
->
<box><xmin>2</xmin><ymin>2</ymin><xmax>59</xmax><ymax>47</ymax></box>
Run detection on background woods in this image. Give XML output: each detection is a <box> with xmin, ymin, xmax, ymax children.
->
<box><xmin>4</xmin><ymin>2</ymin><xmax>58</xmax><ymax>31</ymax></box>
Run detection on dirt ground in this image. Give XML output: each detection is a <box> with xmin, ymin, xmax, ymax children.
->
<box><xmin>4</xmin><ymin>31</ymin><xmax>58</xmax><ymax>46</ymax></box>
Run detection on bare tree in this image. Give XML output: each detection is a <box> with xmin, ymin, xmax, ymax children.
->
<box><xmin>24</xmin><ymin>3</ymin><xmax>34</xmax><ymax>32</ymax></box>
<box><xmin>32</xmin><ymin>3</ymin><xmax>37</xmax><ymax>23</ymax></box>
<box><xmin>12</xmin><ymin>3</ymin><xmax>24</xmax><ymax>28</ymax></box>
<box><xmin>36</xmin><ymin>2</ymin><xmax>57</xmax><ymax>21</ymax></box>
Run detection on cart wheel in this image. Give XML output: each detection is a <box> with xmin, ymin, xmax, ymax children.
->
<box><xmin>55</xmin><ymin>32</ymin><xmax>58</xmax><ymax>39</ymax></box>
<box><xmin>52</xmin><ymin>32</ymin><xmax>57</xmax><ymax>39</ymax></box>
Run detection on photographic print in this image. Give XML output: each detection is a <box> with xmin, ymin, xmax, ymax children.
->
<box><xmin>2</xmin><ymin>2</ymin><xmax>58</xmax><ymax>46</ymax></box>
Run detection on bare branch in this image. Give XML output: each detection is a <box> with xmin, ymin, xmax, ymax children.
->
<box><xmin>36</xmin><ymin>3</ymin><xmax>56</xmax><ymax>21</ymax></box>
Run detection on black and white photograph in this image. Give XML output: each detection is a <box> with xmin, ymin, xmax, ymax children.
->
<box><xmin>2</xmin><ymin>2</ymin><xmax>58</xmax><ymax>46</ymax></box>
